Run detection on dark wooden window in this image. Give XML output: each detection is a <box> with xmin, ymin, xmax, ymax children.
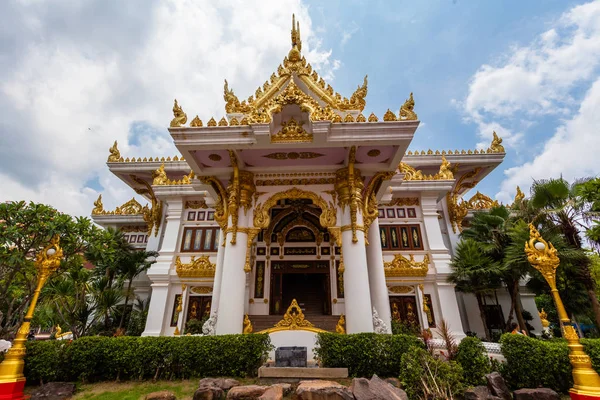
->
<box><xmin>380</xmin><ymin>224</ymin><xmax>423</xmax><ymax>251</ymax></box>
<box><xmin>181</xmin><ymin>227</ymin><xmax>219</xmax><ymax>252</ymax></box>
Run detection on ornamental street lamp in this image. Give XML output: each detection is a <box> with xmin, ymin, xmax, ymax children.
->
<box><xmin>525</xmin><ymin>224</ymin><xmax>600</xmax><ymax>400</ymax></box>
<box><xmin>0</xmin><ymin>236</ymin><xmax>63</xmax><ymax>400</ymax></box>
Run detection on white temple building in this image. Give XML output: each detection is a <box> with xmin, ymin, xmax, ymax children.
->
<box><xmin>91</xmin><ymin>16</ymin><xmax>542</xmax><ymax>346</ymax></box>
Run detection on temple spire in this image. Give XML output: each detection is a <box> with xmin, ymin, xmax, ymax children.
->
<box><xmin>291</xmin><ymin>14</ymin><xmax>302</xmax><ymax>51</ymax></box>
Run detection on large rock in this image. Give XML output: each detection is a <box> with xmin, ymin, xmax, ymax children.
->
<box><xmin>145</xmin><ymin>391</ymin><xmax>177</xmax><ymax>400</ymax></box>
<box><xmin>271</xmin><ymin>384</ymin><xmax>292</xmax><ymax>395</ymax></box>
<box><xmin>199</xmin><ymin>378</ymin><xmax>241</xmax><ymax>391</ymax></box>
<box><xmin>513</xmin><ymin>388</ymin><xmax>560</xmax><ymax>400</ymax></box>
<box><xmin>226</xmin><ymin>385</ymin><xmax>268</xmax><ymax>400</ymax></box>
<box><xmin>464</xmin><ymin>386</ymin><xmax>502</xmax><ymax>400</ymax></box>
<box><xmin>485</xmin><ymin>372</ymin><xmax>511</xmax><ymax>400</ymax></box>
<box><xmin>193</xmin><ymin>385</ymin><xmax>225</xmax><ymax>400</ymax></box>
<box><xmin>384</xmin><ymin>378</ymin><xmax>401</xmax><ymax>388</ymax></box>
<box><xmin>351</xmin><ymin>375</ymin><xmax>408</xmax><ymax>400</ymax></box>
<box><xmin>30</xmin><ymin>382</ymin><xmax>76</xmax><ymax>400</ymax></box>
<box><xmin>258</xmin><ymin>386</ymin><xmax>283</xmax><ymax>400</ymax></box>
<box><xmin>294</xmin><ymin>380</ymin><xmax>354</xmax><ymax>400</ymax></box>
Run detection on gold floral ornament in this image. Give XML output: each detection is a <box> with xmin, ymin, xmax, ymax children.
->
<box><xmin>170</xmin><ymin>99</ymin><xmax>187</xmax><ymax>127</ymax></box>
<box><xmin>467</xmin><ymin>192</ymin><xmax>499</xmax><ymax>210</ymax></box>
<box><xmin>257</xmin><ymin>299</ymin><xmax>326</xmax><ymax>334</ymax></box>
<box><xmin>336</xmin><ymin>314</ymin><xmax>346</xmax><ymax>334</ymax></box>
<box><xmin>271</xmin><ymin>117</ymin><xmax>312</xmax><ymax>143</ymax></box>
<box><xmin>399</xmin><ymin>92</ymin><xmax>418</xmax><ymax>120</ymax></box>
<box><xmin>107</xmin><ymin>141</ymin><xmax>121</xmax><ymax>162</ymax></box>
<box><xmin>383</xmin><ymin>109</ymin><xmax>397</xmax><ymax>121</ymax></box>
<box><xmin>368</xmin><ymin>113</ymin><xmax>378</xmax><ymax>122</ymax></box>
<box><xmin>243</xmin><ymin>314</ymin><xmax>253</xmax><ymax>334</ymax></box>
<box><xmin>524</xmin><ymin>223</ymin><xmax>600</xmax><ymax>394</ymax></box>
<box><xmin>175</xmin><ymin>255</ymin><xmax>216</xmax><ymax>278</ymax></box>
<box><xmin>207</xmin><ymin>117</ymin><xmax>217</xmax><ymax>127</ymax></box>
<box><xmin>488</xmin><ymin>131</ymin><xmax>505</xmax><ymax>153</ymax></box>
<box><xmin>190</xmin><ymin>115</ymin><xmax>203</xmax><ymax>127</ymax></box>
<box><xmin>384</xmin><ymin>254</ymin><xmax>430</xmax><ymax>277</ymax></box>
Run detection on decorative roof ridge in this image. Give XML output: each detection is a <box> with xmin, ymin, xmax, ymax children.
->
<box><xmin>406</xmin><ymin>132</ymin><xmax>506</xmax><ymax>156</ymax></box>
<box><xmin>91</xmin><ymin>194</ymin><xmax>148</xmax><ymax>216</ymax></box>
<box><xmin>106</xmin><ymin>140</ymin><xmax>185</xmax><ymax>164</ymax></box>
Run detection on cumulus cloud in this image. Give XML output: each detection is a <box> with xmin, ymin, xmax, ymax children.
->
<box><xmin>458</xmin><ymin>1</ymin><xmax>600</xmax><ymax>202</ymax></box>
<box><xmin>0</xmin><ymin>0</ymin><xmax>337</xmax><ymax>216</ymax></box>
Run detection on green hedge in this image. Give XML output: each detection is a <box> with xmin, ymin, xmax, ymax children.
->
<box><xmin>500</xmin><ymin>334</ymin><xmax>600</xmax><ymax>393</ymax></box>
<box><xmin>314</xmin><ymin>332</ymin><xmax>424</xmax><ymax>377</ymax></box>
<box><xmin>456</xmin><ymin>337</ymin><xmax>492</xmax><ymax>387</ymax></box>
<box><xmin>24</xmin><ymin>334</ymin><xmax>272</xmax><ymax>384</ymax></box>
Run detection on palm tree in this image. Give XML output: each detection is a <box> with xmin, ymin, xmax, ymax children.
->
<box><xmin>449</xmin><ymin>238</ymin><xmax>504</xmax><ymax>340</ymax></box>
<box><xmin>116</xmin><ymin>250</ymin><xmax>157</xmax><ymax>330</ymax></box>
<box><xmin>529</xmin><ymin>178</ymin><xmax>600</xmax><ymax>328</ymax></box>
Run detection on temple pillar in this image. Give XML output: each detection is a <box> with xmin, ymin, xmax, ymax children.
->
<box><xmin>336</xmin><ymin>156</ymin><xmax>374</xmax><ymax>334</ymax></box>
<box><xmin>143</xmin><ymin>198</ymin><xmax>183</xmax><ymax>336</ymax></box>
<box><xmin>421</xmin><ymin>194</ymin><xmax>465</xmax><ymax>338</ymax></box>
<box><xmin>210</xmin><ymin>230</ymin><xmax>226</xmax><ymax>317</ymax></box>
<box><xmin>366</xmin><ymin>218</ymin><xmax>392</xmax><ymax>333</ymax></box>
<box><xmin>417</xmin><ymin>284</ymin><xmax>430</xmax><ymax>330</ymax></box>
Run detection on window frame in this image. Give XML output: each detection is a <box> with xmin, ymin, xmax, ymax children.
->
<box><xmin>380</xmin><ymin>224</ymin><xmax>424</xmax><ymax>251</ymax></box>
<box><xmin>180</xmin><ymin>227</ymin><xmax>219</xmax><ymax>253</ymax></box>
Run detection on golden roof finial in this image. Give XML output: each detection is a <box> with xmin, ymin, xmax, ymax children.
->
<box><xmin>436</xmin><ymin>155</ymin><xmax>454</xmax><ymax>180</ymax></box>
<box><xmin>92</xmin><ymin>194</ymin><xmax>104</xmax><ymax>215</ymax></box>
<box><xmin>291</xmin><ymin>14</ymin><xmax>302</xmax><ymax>51</ymax></box>
<box><xmin>400</xmin><ymin>92</ymin><xmax>418</xmax><ymax>120</ymax></box>
<box><xmin>514</xmin><ymin>186</ymin><xmax>525</xmax><ymax>203</ymax></box>
<box><xmin>490</xmin><ymin>131</ymin><xmax>505</xmax><ymax>153</ymax></box>
<box><xmin>107</xmin><ymin>140</ymin><xmax>121</xmax><ymax>162</ymax></box>
<box><xmin>170</xmin><ymin>99</ymin><xmax>187</xmax><ymax>127</ymax></box>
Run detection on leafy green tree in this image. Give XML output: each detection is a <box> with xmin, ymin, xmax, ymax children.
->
<box><xmin>0</xmin><ymin>201</ymin><xmax>102</xmax><ymax>339</ymax></box>
<box><xmin>449</xmin><ymin>238</ymin><xmax>504</xmax><ymax>340</ymax></box>
<box><xmin>529</xmin><ymin>178</ymin><xmax>600</xmax><ymax>328</ymax></box>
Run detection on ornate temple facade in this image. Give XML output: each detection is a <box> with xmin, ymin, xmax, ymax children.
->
<box><xmin>92</xmin><ymin>17</ymin><xmax>541</xmax><ymax>345</ymax></box>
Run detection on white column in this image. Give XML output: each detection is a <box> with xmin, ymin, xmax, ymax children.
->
<box><xmin>142</xmin><ymin>198</ymin><xmax>183</xmax><ymax>336</ymax></box>
<box><xmin>341</xmin><ymin>207</ymin><xmax>374</xmax><ymax>333</ymax></box>
<box><xmin>215</xmin><ymin>211</ymin><xmax>249</xmax><ymax>334</ymax></box>
<box><xmin>366</xmin><ymin>218</ymin><xmax>392</xmax><ymax>333</ymax></box>
<box><xmin>210</xmin><ymin>230</ymin><xmax>226</xmax><ymax>317</ymax></box>
<box><xmin>421</xmin><ymin>194</ymin><xmax>465</xmax><ymax>338</ymax></box>
<box><xmin>417</xmin><ymin>284</ymin><xmax>429</xmax><ymax>330</ymax></box>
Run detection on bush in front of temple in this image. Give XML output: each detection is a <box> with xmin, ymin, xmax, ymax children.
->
<box><xmin>455</xmin><ymin>336</ymin><xmax>492</xmax><ymax>387</ymax></box>
<box><xmin>314</xmin><ymin>332</ymin><xmax>424</xmax><ymax>377</ymax></box>
<box><xmin>24</xmin><ymin>334</ymin><xmax>272</xmax><ymax>384</ymax></box>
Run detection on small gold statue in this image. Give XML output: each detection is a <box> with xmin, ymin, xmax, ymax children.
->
<box><xmin>489</xmin><ymin>131</ymin><xmax>505</xmax><ymax>153</ymax></box>
<box><xmin>107</xmin><ymin>140</ymin><xmax>121</xmax><ymax>162</ymax></box>
<box><xmin>170</xmin><ymin>99</ymin><xmax>187</xmax><ymax>127</ymax></box>
<box><xmin>392</xmin><ymin>303</ymin><xmax>401</xmax><ymax>322</ymax></box>
<box><xmin>336</xmin><ymin>314</ymin><xmax>346</xmax><ymax>334</ymax></box>
<box><xmin>243</xmin><ymin>314</ymin><xmax>253</xmax><ymax>334</ymax></box>
<box><xmin>436</xmin><ymin>155</ymin><xmax>454</xmax><ymax>180</ymax></box>
<box><xmin>92</xmin><ymin>194</ymin><xmax>104</xmax><ymax>215</ymax></box>
<box><xmin>399</xmin><ymin>92</ymin><xmax>418</xmax><ymax>120</ymax></box>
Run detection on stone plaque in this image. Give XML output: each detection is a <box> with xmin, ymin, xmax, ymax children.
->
<box><xmin>275</xmin><ymin>346</ymin><xmax>307</xmax><ymax>367</ymax></box>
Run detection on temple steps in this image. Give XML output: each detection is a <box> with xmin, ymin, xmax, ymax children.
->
<box><xmin>249</xmin><ymin>314</ymin><xmax>339</xmax><ymax>333</ymax></box>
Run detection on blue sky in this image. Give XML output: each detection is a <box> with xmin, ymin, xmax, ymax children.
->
<box><xmin>0</xmin><ymin>0</ymin><xmax>599</xmax><ymax>214</ymax></box>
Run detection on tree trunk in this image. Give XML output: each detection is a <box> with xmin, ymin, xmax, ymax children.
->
<box><xmin>505</xmin><ymin>282</ymin><xmax>516</xmax><ymax>332</ymax></box>
<box><xmin>118</xmin><ymin>280</ymin><xmax>132</xmax><ymax>330</ymax></box>
<box><xmin>476</xmin><ymin>293</ymin><xmax>491</xmax><ymax>341</ymax></box>
<box><xmin>514</xmin><ymin>282</ymin><xmax>529</xmax><ymax>336</ymax></box>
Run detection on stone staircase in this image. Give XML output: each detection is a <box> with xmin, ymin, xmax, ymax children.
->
<box><xmin>249</xmin><ymin>314</ymin><xmax>339</xmax><ymax>333</ymax></box>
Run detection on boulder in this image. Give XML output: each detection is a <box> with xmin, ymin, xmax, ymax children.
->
<box><xmin>351</xmin><ymin>375</ymin><xmax>408</xmax><ymax>400</ymax></box>
<box><xmin>294</xmin><ymin>380</ymin><xmax>354</xmax><ymax>400</ymax></box>
<box><xmin>384</xmin><ymin>377</ymin><xmax>401</xmax><ymax>388</ymax></box>
<box><xmin>30</xmin><ymin>382</ymin><xmax>76</xmax><ymax>400</ymax></box>
<box><xmin>271</xmin><ymin>383</ymin><xmax>292</xmax><ymax>395</ymax></box>
<box><xmin>258</xmin><ymin>386</ymin><xmax>283</xmax><ymax>400</ymax></box>
<box><xmin>464</xmin><ymin>386</ymin><xmax>502</xmax><ymax>400</ymax></box>
<box><xmin>226</xmin><ymin>385</ymin><xmax>268</xmax><ymax>400</ymax></box>
<box><xmin>485</xmin><ymin>372</ymin><xmax>511</xmax><ymax>400</ymax></box>
<box><xmin>145</xmin><ymin>391</ymin><xmax>177</xmax><ymax>400</ymax></box>
<box><xmin>193</xmin><ymin>385</ymin><xmax>225</xmax><ymax>400</ymax></box>
<box><xmin>513</xmin><ymin>388</ymin><xmax>560</xmax><ymax>400</ymax></box>
<box><xmin>199</xmin><ymin>378</ymin><xmax>241</xmax><ymax>391</ymax></box>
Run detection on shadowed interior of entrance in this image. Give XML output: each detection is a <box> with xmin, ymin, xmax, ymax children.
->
<box><xmin>282</xmin><ymin>273</ymin><xmax>327</xmax><ymax>315</ymax></box>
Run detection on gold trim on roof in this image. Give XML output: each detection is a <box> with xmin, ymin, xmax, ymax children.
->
<box><xmin>175</xmin><ymin>256</ymin><xmax>216</xmax><ymax>278</ymax></box>
<box><xmin>384</xmin><ymin>254</ymin><xmax>430</xmax><ymax>277</ymax></box>
<box><xmin>467</xmin><ymin>191</ymin><xmax>499</xmax><ymax>210</ymax></box>
<box><xmin>490</xmin><ymin>131</ymin><xmax>505</xmax><ymax>153</ymax></box>
<box><xmin>92</xmin><ymin>195</ymin><xmax>147</xmax><ymax>216</ymax></box>
<box><xmin>152</xmin><ymin>163</ymin><xmax>195</xmax><ymax>186</ymax></box>
<box><xmin>399</xmin><ymin>93</ymin><xmax>418</xmax><ymax>120</ymax></box>
<box><xmin>108</xmin><ymin>141</ymin><xmax>121</xmax><ymax>162</ymax></box>
<box><xmin>398</xmin><ymin>156</ymin><xmax>454</xmax><ymax>181</ymax></box>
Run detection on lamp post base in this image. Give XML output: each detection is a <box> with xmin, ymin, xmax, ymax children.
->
<box><xmin>0</xmin><ymin>380</ymin><xmax>28</xmax><ymax>400</ymax></box>
<box><xmin>571</xmin><ymin>391</ymin><xmax>600</xmax><ymax>400</ymax></box>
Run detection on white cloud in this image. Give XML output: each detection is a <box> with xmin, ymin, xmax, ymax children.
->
<box><xmin>0</xmin><ymin>0</ymin><xmax>337</xmax><ymax>217</ymax></box>
<box><xmin>459</xmin><ymin>1</ymin><xmax>600</xmax><ymax>155</ymax></box>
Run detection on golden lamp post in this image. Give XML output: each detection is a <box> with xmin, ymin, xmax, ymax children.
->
<box><xmin>0</xmin><ymin>236</ymin><xmax>63</xmax><ymax>400</ymax></box>
<box><xmin>525</xmin><ymin>224</ymin><xmax>600</xmax><ymax>400</ymax></box>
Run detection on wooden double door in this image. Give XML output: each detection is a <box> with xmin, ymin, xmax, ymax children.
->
<box><xmin>270</xmin><ymin>261</ymin><xmax>331</xmax><ymax>316</ymax></box>
<box><xmin>389</xmin><ymin>296</ymin><xmax>419</xmax><ymax>326</ymax></box>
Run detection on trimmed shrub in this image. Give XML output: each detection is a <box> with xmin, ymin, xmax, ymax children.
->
<box><xmin>456</xmin><ymin>337</ymin><xmax>491</xmax><ymax>387</ymax></box>
<box><xmin>24</xmin><ymin>334</ymin><xmax>272</xmax><ymax>383</ymax></box>
<box><xmin>500</xmin><ymin>334</ymin><xmax>572</xmax><ymax>393</ymax></box>
<box><xmin>399</xmin><ymin>346</ymin><xmax>464</xmax><ymax>399</ymax></box>
<box><xmin>314</xmin><ymin>332</ymin><xmax>424</xmax><ymax>377</ymax></box>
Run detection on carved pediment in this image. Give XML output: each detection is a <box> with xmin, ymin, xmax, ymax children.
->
<box><xmin>175</xmin><ymin>256</ymin><xmax>216</xmax><ymax>278</ymax></box>
<box><xmin>384</xmin><ymin>254</ymin><xmax>430</xmax><ymax>277</ymax></box>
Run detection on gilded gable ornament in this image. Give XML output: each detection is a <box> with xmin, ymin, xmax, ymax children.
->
<box><xmin>489</xmin><ymin>131</ymin><xmax>505</xmax><ymax>153</ymax></box>
<box><xmin>383</xmin><ymin>109</ymin><xmax>397</xmax><ymax>121</ymax></box>
<box><xmin>271</xmin><ymin>117</ymin><xmax>312</xmax><ymax>143</ymax></box>
<box><xmin>190</xmin><ymin>115</ymin><xmax>203</xmax><ymax>127</ymax></box>
<box><xmin>115</xmin><ymin>198</ymin><xmax>143</xmax><ymax>215</ymax></box>
<box><xmin>170</xmin><ymin>99</ymin><xmax>187</xmax><ymax>127</ymax></box>
<box><xmin>107</xmin><ymin>141</ymin><xmax>121</xmax><ymax>162</ymax></box>
<box><xmin>436</xmin><ymin>155</ymin><xmax>454</xmax><ymax>180</ymax></box>
<box><xmin>467</xmin><ymin>191</ymin><xmax>499</xmax><ymax>210</ymax></box>
<box><xmin>175</xmin><ymin>256</ymin><xmax>216</xmax><ymax>278</ymax></box>
<box><xmin>152</xmin><ymin>163</ymin><xmax>168</xmax><ymax>185</ymax></box>
<box><xmin>399</xmin><ymin>93</ymin><xmax>418</xmax><ymax>120</ymax></box>
<box><xmin>384</xmin><ymin>254</ymin><xmax>430</xmax><ymax>277</ymax></box>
